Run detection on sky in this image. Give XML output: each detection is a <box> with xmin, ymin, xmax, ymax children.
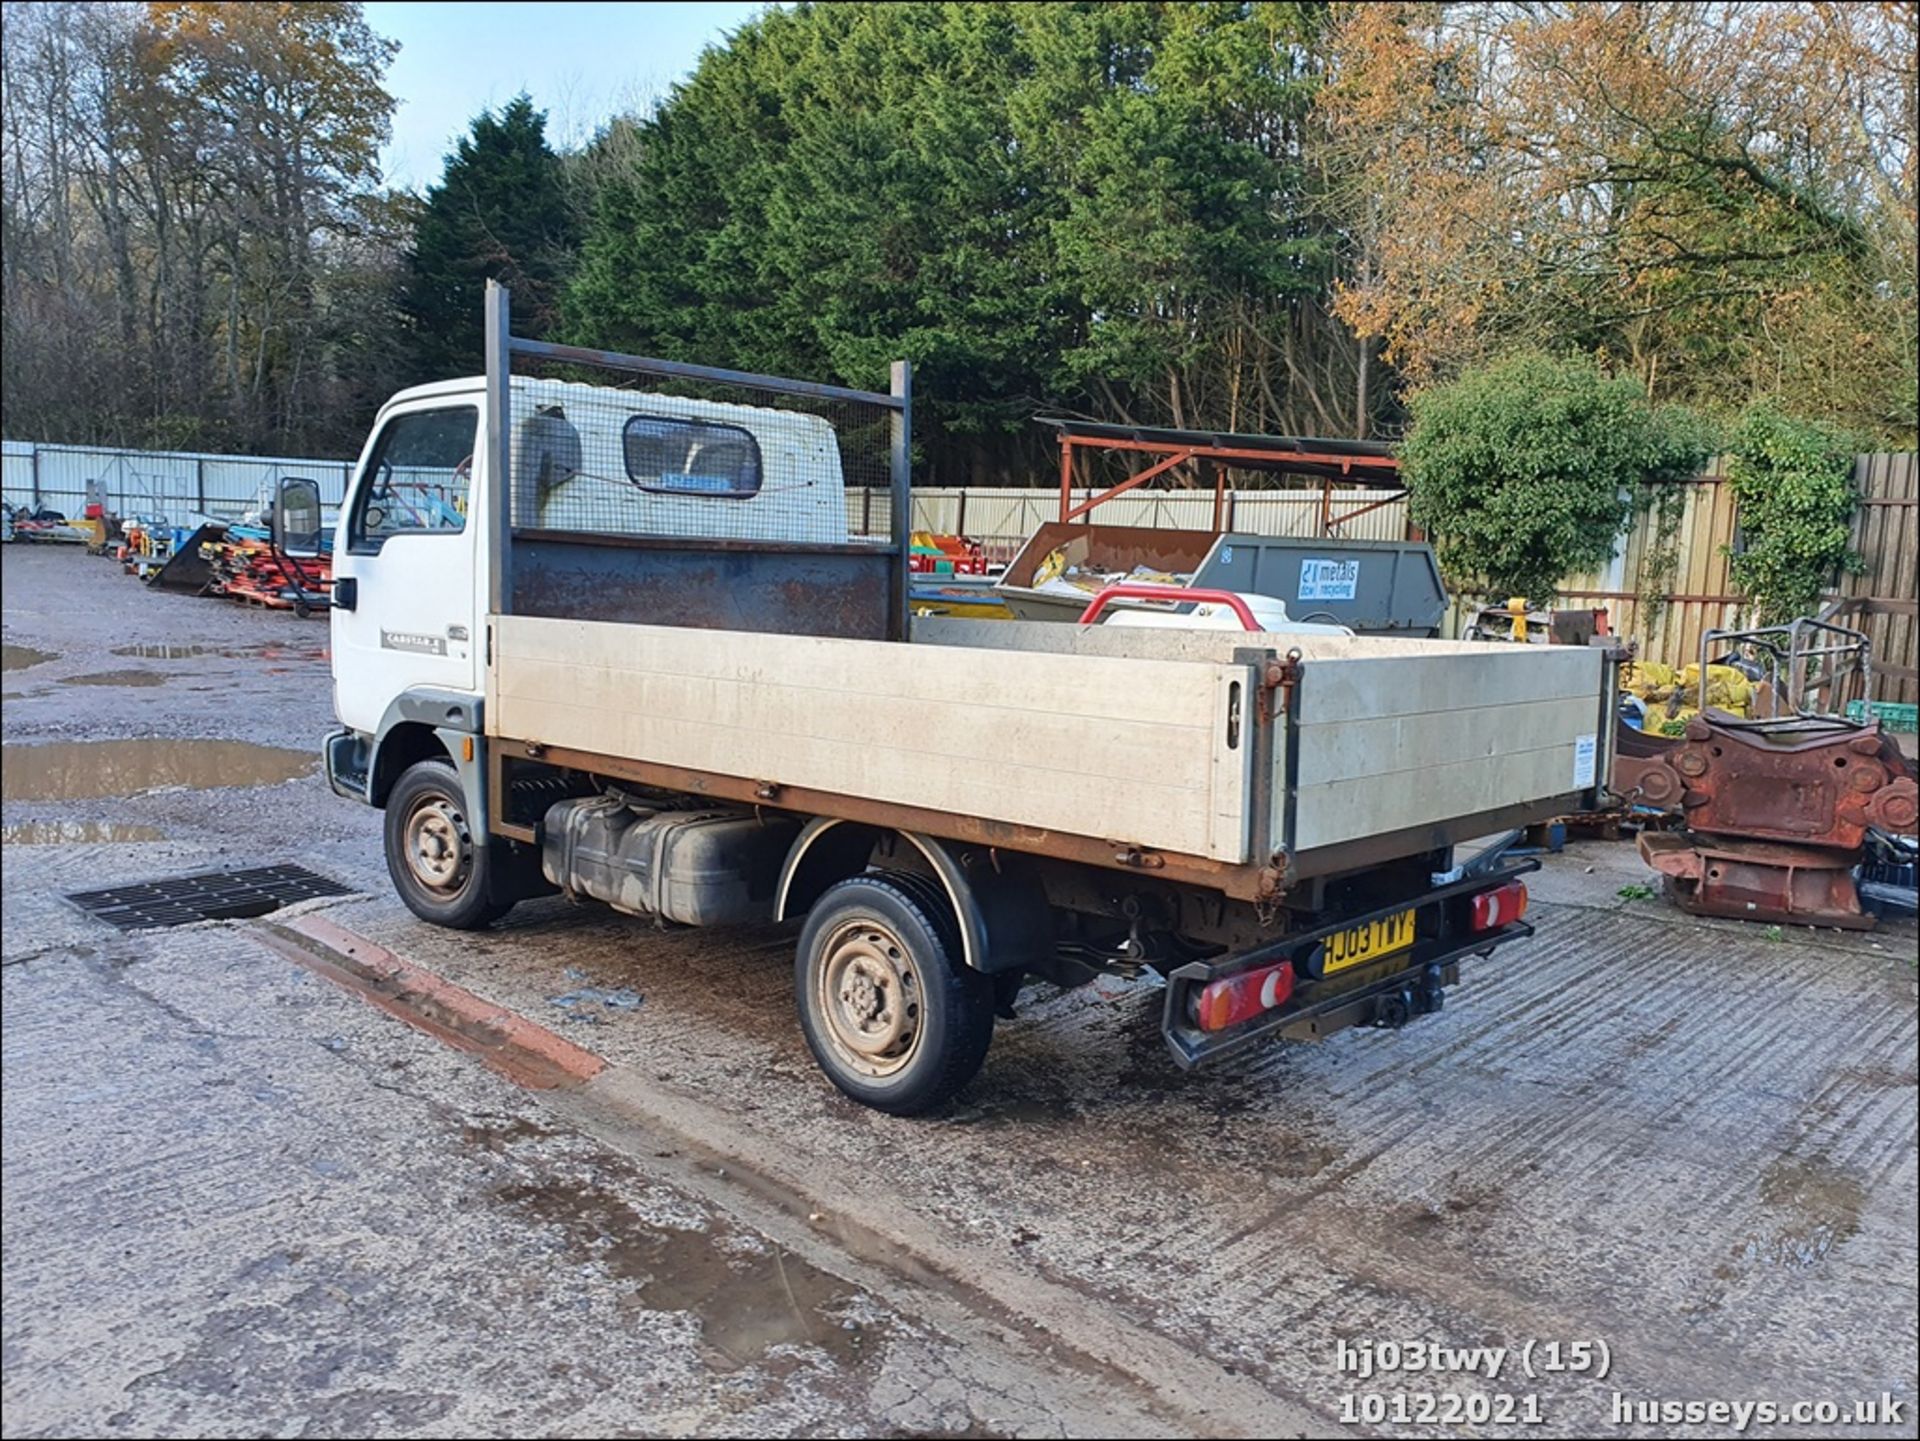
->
<box><xmin>363</xmin><ymin>2</ymin><xmax>769</xmax><ymax>192</ymax></box>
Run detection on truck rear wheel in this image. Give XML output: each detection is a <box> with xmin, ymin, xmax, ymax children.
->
<box><xmin>795</xmin><ymin>872</ymin><xmax>994</xmax><ymax>1115</ymax></box>
<box><xmin>384</xmin><ymin>757</ymin><xmax>511</xmax><ymax>930</ymax></box>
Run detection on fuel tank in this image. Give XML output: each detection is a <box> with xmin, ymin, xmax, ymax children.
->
<box><xmin>541</xmin><ymin>794</ymin><xmax>799</xmax><ymax>926</ymax></box>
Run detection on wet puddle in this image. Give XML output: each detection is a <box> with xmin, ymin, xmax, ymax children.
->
<box><xmin>112</xmin><ymin>644</ymin><xmax>223</xmax><ymax>660</ymax></box>
<box><xmin>1740</xmin><ymin>1157</ymin><xmax>1866</xmax><ymax>1267</ymax></box>
<box><xmin>0</xmin><ymin>739</ymin><xmax>316</xmax><ymax>802</ymax></box>
<box><xmin>112</xmin><ymin>643</ymin><xmax>328</xmax><ymax>662</ymax></box>
<box><xmin>3</xmin><ymin>644</ymin><xmax>56</xmax><ymax>672</ymax></box>
<box><xmin>3</xmin><ymin>820</ymin><xmax>167</xmax><ymax>845</ymax></box>
<box><xmin>59</xmin><ymin>670</ymin><xmax>167</xmax><ymax>689</ymax></box>
<box><xmin>495</xmin><ymin>1179</ymin><xmax>879</xmax><ymax>1370</ymax></box>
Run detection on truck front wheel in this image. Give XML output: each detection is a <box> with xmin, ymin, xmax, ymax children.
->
<box><xmin>795</xmin><ymin>872</ymin><xmax>994</xmax><ymax>1115</ymax></box>
<box><xmin>384</xmin><ymin>757</ymin><xmax>511</xmax><ymax>930</ymax></box>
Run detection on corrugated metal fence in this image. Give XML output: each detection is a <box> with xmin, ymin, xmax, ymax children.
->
<box><xmin>2</xmin><ymin>439</ymin><xmax>352</xmax><ymax>524</ymax></box>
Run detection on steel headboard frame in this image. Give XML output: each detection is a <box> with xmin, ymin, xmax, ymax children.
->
<box><xmin>481</xmin><ymin>279</ymin><xmax>914</xmax><ymax>640</ymax></box>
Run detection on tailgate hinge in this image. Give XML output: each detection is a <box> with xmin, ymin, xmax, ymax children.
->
<box><xmin>1255</xmin><ymin>850</ymin><xmax>1292</xmax><ymax>926</ymax></box>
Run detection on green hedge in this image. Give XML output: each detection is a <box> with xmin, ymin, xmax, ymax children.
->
<box><xmin>1402</xmin><ymin>352</ymin><xmax>1712</xmax><ymax>602</ymax></box>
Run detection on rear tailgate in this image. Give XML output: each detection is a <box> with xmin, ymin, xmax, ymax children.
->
<box><xmin>1283</xmin><ymin>645</ymin><xmax>1609</xmax><ymax>862</ymax></box>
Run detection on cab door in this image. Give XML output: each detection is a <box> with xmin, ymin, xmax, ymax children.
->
<box><xmin>330</xmin><ymin>398</ymin><xmax>483</xmax><ymax>735</ymax></box>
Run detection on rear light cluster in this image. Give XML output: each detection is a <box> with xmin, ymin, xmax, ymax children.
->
<box><xmin>1192</xmin><ymin>959</ymin><xmax>1295</xmax><ymax>1033</ymax></box>
<box><xmin>1469</xmin><ymin>879</ymin><xmax>1528</xmax><ymax>932</ymax></box>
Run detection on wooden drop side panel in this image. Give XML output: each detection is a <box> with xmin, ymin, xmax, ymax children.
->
<box><xmin>489</xmin><ymin>615</ymin><xmax>1256</xmax><ymax>864</ymax></box>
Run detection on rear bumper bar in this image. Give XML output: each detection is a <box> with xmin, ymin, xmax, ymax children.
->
<box><xmin>1162</xmin><ymin>859</ymin><xmax>1539</xmax><ymax>1069</ymax></box>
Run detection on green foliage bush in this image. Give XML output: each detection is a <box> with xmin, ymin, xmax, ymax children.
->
<box><xmin>1402</xmin><ymin>352</ymin><xmax>1714</xmax><ymax>602</ymax></box>
<box><xmin>1722</xmin><ymin>405</ymin><xmax>1861</xmax><ymax>623</ymax></box>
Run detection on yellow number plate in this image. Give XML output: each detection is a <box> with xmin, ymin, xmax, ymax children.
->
<box><xmin>1323</xmin><ymin>908</ymin><xmax>1416</xmax><ymax>975</ymax></box>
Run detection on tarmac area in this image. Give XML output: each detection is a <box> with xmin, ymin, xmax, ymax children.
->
<box><xmin>2</xmin><ymin>541</ymin><xmax>1916</xmax><ymax>1439</ymax></box>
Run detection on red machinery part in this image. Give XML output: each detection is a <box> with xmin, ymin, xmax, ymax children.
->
<box><xmin>1662</xmin><ymin>719</ymin><xmax>1913</xmax><ymax>850</ymax></box>
<box><xmin>1624</xmin><ymin>712</ymin><xmax>1915</xmax><ymax>929</ymax></box>
<box><xmin>1613</xmin><ymin>718</ymin><xmax>1686</xmax><ymax>808</ymax></box>
<box><xmin>1868</xmin><ymin>774</ymin><xmax>1919</xmax><ymax>833</ymax></box>
<box><xmin>907</xmin><ymin>541</ymin><xmax>988</xmax><ymax>576</ymax></box>
<box><xmin>1078</xmin><ymin>584</ymin><xmax>1261</xmax><ymax>631</ymax></box>
<box><xmin>1638</xmin><ymin>832</ymin><xmax>1873</xmax><ymax>930</ymax></box>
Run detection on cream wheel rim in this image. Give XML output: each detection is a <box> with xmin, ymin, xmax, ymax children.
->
<box><xmin>403</xmin><ymin>796</ymin><xmax>473</xmax><ymax>893</ymax></box>
<box><xmin>815</xmin><ymin>919</ymin><xmax>924</xmax><ymax>1078</ymax></box>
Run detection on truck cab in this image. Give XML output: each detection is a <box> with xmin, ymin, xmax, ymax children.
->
<box><xmin>329</xmin><ymin>375</ymin><xmax>850</xmax><ymax>740</ymax></box>
<box><xmin>329</xmin><ymin>381</ymin><xmax>486</xmax><ymax>738</ymax></box>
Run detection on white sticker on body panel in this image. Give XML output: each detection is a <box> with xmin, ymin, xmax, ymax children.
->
<box><xmin>1298</xmin><ymin>557</ymin><xmax>1359</xmax><ymax>602</ymax></box>
<box><xmin>1572</xmin><ymin>732</ymin><xmax>1597</xmax><ymax>788</ymax></box>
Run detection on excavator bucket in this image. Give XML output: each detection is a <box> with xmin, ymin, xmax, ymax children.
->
<box><xmin>145</xmin><ymin>522</ymin><xmax>224</xmax><ymax>594</ymax></box>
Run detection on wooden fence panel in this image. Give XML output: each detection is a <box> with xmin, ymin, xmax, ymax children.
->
<box><xmin>1441</xmin><ymin>453</ymin><xmax>1914</xmax><ymax>706</ymax></box>
<box><xmin>1833</xmin><ymin>453</ymin><xmax>1918</xmax><ymax>706</ymax></box>
<box><xmin>1447</xmin><ymin>466</ymin><xmax>1747</xmax><ymax>668</ymax></box>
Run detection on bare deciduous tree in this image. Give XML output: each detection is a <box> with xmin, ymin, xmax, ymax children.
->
<box><xmin>1</xmin><ymin>0</ymin><xmax>409</xmax><ymax>456</ymax></box>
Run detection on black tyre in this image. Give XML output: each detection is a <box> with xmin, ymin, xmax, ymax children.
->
<box><xmin>795</xmin><ymin>872</ymin><xmax>995</xmax><ymax>1115</ymax></box>
<box><xmin>384</xmin><ymin>757</ymin><xmax>512</xmax><ymax>930</ymax></box>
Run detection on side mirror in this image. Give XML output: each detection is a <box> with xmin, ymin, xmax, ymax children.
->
<box><xmin>275</xmin><ymin>476</ymin><xmax>325</xmax><ymax>557</ymax></box>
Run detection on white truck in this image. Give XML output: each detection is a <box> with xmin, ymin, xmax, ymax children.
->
<box><xmin>303</xmin><ymin>283</ymin><xmax>1615</xmax><ymax>1114</ymax></box>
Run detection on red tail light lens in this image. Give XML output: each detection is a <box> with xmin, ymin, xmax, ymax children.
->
<box><xmin>1469</xmin><ymin>880</ymin><xmax>1529</xmax><ymax>932</ymax></box>
<box><xmin>1192</xmin><ymin>960</ymin><xmax>1295</xmax><ymax>1032</ymax></box>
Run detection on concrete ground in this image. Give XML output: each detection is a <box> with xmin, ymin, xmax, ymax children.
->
<box><xmin>3</xmin><ymin>543</ymin><xmax>1915</xmax><ymax>1439</ymax></box>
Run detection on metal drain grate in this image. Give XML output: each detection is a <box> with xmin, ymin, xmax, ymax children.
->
<box><xmin>64</xmin><ymin>864</ymin><xmax>353</xmax><ymax>931</ymax></box>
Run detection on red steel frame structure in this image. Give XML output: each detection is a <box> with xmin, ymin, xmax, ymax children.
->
<box><xmin>1046</xmin><ymin>422</ymin><xmax>1405</xmax><ymax>536</ymax></box>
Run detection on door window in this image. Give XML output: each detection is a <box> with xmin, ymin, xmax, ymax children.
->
<box><xmin>349</xmin><ymin>406</ymin><xmax>478</xmax><ymax>552</ymax></box>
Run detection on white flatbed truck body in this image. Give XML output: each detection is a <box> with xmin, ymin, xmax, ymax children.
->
<box><xmin>492</xmin><ymin>614</ymin><xmax>1605</xmax><ymax>878</ymax></box>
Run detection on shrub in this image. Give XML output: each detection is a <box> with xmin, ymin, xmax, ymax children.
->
<box><xmin>1402</xmin><ymin>352</ymin><xmax>1714</xmax><ymax>602</ymax></box>
<box><xmin>1723</xmin><ymin>404</ymin><xmax>1861</xmax><ymax>623</ymax></box>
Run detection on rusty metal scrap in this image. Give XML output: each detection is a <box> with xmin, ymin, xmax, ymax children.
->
<box><xmin>1658</xmin><ymin>718</ymin><xmax>1916</xmax><ymax>845</ymax></box>
<box><xmin>1632</xmin><ymin>711</ymin><xmax>1917</xmax><ymax>928</ymax></box>
<box><xmin>1638</xmin><ymin>833</ymin><xmax>1874</xmax><ymax>929</ymax></box>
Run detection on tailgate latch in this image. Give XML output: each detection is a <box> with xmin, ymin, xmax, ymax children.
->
<box><xmin>1257</xmin><ymin>649</ymin><xmax>1303</xmax><ymax>725</ymax></box>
